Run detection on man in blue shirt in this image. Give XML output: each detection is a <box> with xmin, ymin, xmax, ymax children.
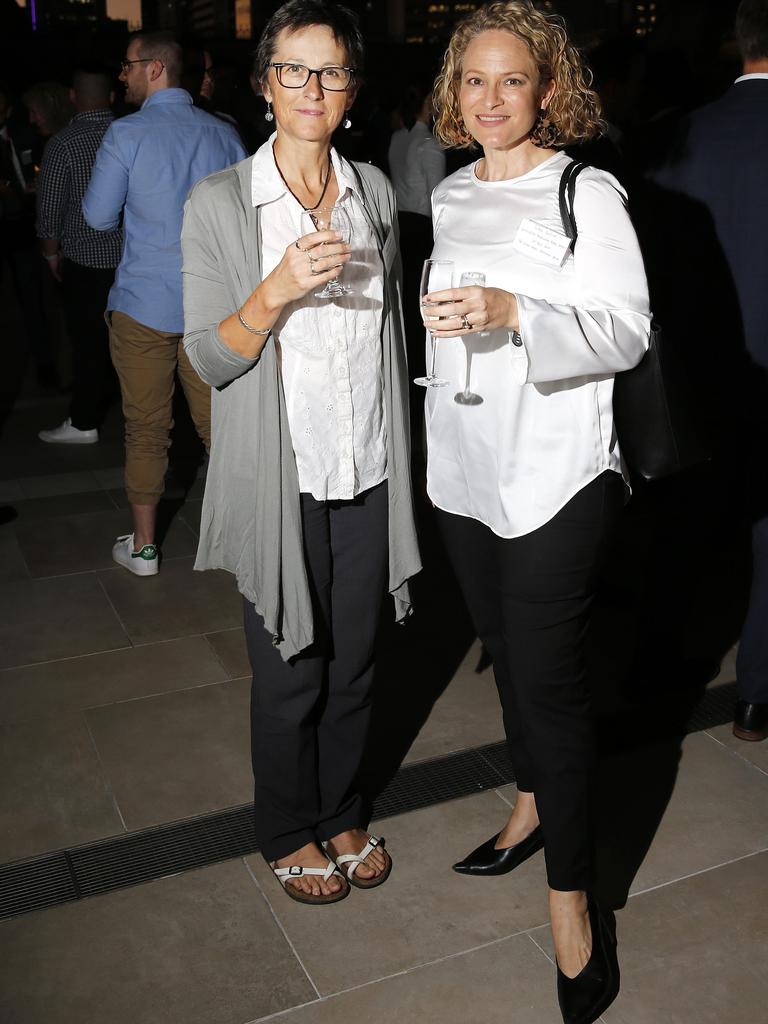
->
<box><xmin>83</xmin><ymin>31</ymin><xmax>246</xmax><ymax>577</ymax></box>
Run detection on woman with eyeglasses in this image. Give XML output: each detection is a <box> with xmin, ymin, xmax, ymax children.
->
<box><xmin>181</xmin><ymin>0</ymin><xmax>420</xmax><ymax>906</ymax></box>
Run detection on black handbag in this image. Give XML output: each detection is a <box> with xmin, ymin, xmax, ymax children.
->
<box><xmin>558</xmin><ymin>161</ymin><xmax>709</xmax><ymax>481</ymax></box>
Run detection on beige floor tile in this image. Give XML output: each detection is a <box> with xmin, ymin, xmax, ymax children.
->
<box><xmin>12</xmin><ymin>489</ymin><xmax>115</xmax><ymax>520</ymax></box>
<box><xmin>706</xmin><ymin>722</ymin><xmax>768</xmax><ymax>775</ymax></box>
<box><xmin>247</xmin><ymin>790</ymin><xmax>550</xmax><ymax>995</ymax></box>
<box><xmin>179</xmin><ymin>498</ymin><xmax>203</xmax><ymax>536</ymax></box>
<box><xmin>0</xmin><ymin>860</ymin><xmax>316</xmax><ymax>1024</ymax></box>
<box><xmin>0</xmin><ymin>636</ymin><xmax>229</xmax><ymax>725</ymax></box>
<box><xmin>0</xmin><ymin>574</ymin><xmax>130</xmax><ymax>669</ymax></box>
<box><xmin>403</xmin><ymin>639</ymin><xmax>503</xmax><ymax>763</ymax></box>
<box><xmin>97</xmin><ymin>558</ymin><xmax>241</xmax><ymax>645</ymax></box>
<box><xmin>86</xmin><ymin>678</ymin><xmax>252</xmax><ymax>830</ymax></box>
<box><xmin>0</xmin><ymin>526</ymin><xmax>29</xmax><ymax>583</ymax></box>
<box><xmin>271</xmin><ymin>931</ymin><xmax>558</xmax><ymax>1024</ymax></box>
<box><xmin>496</xmin><ymin>730</ymin><xmax>768</xmax><ymax>905</ymax></box>
<box><xmin>18</xmin><ymin>470</ymin><xmax>102</xmax><ymax>499</ymax></box>
<box><xmin>624</xmin><ymin>732</ymin><xmax>768</xmax><ymax>895</ymax></box>
<box><xmin>15</xmin><ymin>508</ymin><xmax>199</xmax><ymax>578</ymax></box>
<box><xmin>0</xmin><ymin>478</ymin><xmax>24</xmax><ymax>502</ymax></box>
<box><xmin>0</xmin><ymin>713</ymin><xmax>124</xmax><ymax>861</ymax></box>
<box><xmin>206</xmin><ymin>627</ymin><xmax>250</xmax><ymax>679</ymax></box>
<box><xmin>602</xmin><ymin>852</ymin><xmax>768</xmax><ymax>1024</ymax></box>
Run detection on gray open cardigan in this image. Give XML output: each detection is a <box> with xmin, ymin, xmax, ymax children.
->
<box><xmin>181</xmin><ymin>154</ymin><xmax>422</xmax><ymax>660</ymax></box>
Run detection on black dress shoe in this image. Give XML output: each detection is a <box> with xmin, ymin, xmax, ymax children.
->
<box><xmin>733</xmin><ymin>700</ymin><xmax>768</xmax><ymax>742</ymax></box>
<box><xmin>557</xmin><ymin>896</ymin><xmax>620</xmax><ymax>1024</ymax></box>
<box><xmin>452</xmin><ymin>825</ymin><xmax>544</xmax><ymax>876</ymax></box>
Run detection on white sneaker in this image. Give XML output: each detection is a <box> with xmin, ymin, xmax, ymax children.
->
<box><xmin>38</xmin><ymin>418</ymin><xmax>99</xmax><ymax>445</ymax></box>
<box><xmin>112</xmin><ymin>534</ymin><xmax>159</xmax><ymax>576</ymax></box>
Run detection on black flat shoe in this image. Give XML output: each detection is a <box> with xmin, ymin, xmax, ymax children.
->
<box><xmin>556</xmin><ymin>896</ymin><xmax>620</xmax><ymax>1024</ymax></box>
<box><xmin>452</xmin><ymin>825</ymin><xmax>544</xmax><ymax>876</ymax></box>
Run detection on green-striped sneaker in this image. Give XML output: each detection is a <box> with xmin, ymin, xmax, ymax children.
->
<box><xmin>112</xmin><ymin>534</ymin><xmax>159</xmax><ymax>576</ymax></box>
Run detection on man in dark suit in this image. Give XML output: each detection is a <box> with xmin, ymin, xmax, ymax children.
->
<box><xmin>655</xmin><ymin>0</ymin><xmax>768</xmax><ymax>741</ymax></box>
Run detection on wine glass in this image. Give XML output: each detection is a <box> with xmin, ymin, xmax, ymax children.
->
<box><xmin>415</xmin><ymin>259</ymin><xmax>453</xmax><ymax>388</ymax></box>
<box><xmin>455</xmin><ymin>271</ymin><xmax>485</xmax><ymax>405</ymax></box>
<box><xmin>300</xmin><ymin>204</ymin><xmax>353</xmax><ymax>299</ymax></box>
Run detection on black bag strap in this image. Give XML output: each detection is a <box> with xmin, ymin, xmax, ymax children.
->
<box><xmin>558</xmin><ymin>160</ymin><xmax>588</xmax><ymax>252</ymax></box>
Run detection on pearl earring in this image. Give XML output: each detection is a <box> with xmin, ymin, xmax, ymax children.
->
<box><xmin>264</xmin><ymin>101</ymin><xmax>274</xmax><ymax>122</ymax></box>
<box><xmin>343</xmin><ymin>116</ymin><xmax>352</xmax><ymax>129</ymax></box>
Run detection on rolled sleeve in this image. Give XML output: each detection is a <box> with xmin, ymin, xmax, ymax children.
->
<box><xmin>181</xmin><ymin>186</ymin><xmax>258</xmax><ymax>388</ymax></box>
<box><xmin>82</xmin><ymin>124</ymin><xmax>128</xmax><ymax>232</ymax></box>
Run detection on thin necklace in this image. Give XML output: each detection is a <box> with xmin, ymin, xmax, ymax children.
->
<box><xmin>273</xmin><ymin>148</ymin><xmax>332</xmax><ymax>211</ymax></box>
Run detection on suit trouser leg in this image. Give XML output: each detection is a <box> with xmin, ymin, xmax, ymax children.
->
<box><xmin>245</xmin><ymin>482</ymin><xmax>389</xmax><ymax>862</ymax></box>
<box><xmin>437</xmin><ymin>472</ymin><xmax>624</xmax><ymax>891</ymax></box>
<box><xmin>736</xmin><ymin>513</ymin><xmax>768</xmax><ymax>704</ymax></box>
<box><xmin>315</xmin><ymin>481</ymin><xmax>389</xmax><ymax>841</ymax></box>
<box><xmin>61</xmin><ymin>260</ymin><xmax>116</xmax><ymax>431</ymax></box>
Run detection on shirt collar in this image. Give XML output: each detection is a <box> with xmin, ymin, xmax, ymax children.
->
<box><xmin>250</xmin><ymin>132</ymin><xmax>360</xmax><ymax>208</ymax></box>
<box><xmin>71</xmin><ymin>108</ymin><xmax>114</xmax><ymax>123</ymax></box>
<box><xmin>734</xmin><ymin>72</ymin><xmax>768</xmax><ymax>83</ymax></box>
<box><xmin>141</xmin><ymin>88</ymin><xmax>194</xmax><ymax>110</ymax></box>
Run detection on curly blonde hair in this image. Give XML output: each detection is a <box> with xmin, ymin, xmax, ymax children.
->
<box><xmin>433</xmin><ymin>0</ymin><xmax>603</xmax><ymax>150</ymax></box>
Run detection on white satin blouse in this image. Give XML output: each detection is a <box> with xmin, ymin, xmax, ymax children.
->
<box><xmin>426</xmin><ymin>151</ymin><xmax>651</xmax><ymax>538</ymax></box>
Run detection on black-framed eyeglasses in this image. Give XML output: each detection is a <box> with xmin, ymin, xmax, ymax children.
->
<box><xmin>270</xmin><ymin>62</ymin><xmax>355</xmax><ymax>91</ymax></box>
<box><xmin>120</xmin><ymin>58</ymin><xmax>161</xmax><ymax>72</ymax></box>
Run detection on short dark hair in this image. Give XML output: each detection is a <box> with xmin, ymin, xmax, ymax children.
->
<box><xmin>132</xmin><ymin>31</ymin><xmax>184</xmax><ymax>87</ymax></box>
<box><xmin>72</xmin><ymin>66</ymin><xmax>112</xmax><ymax>107</ymax></box>
<box><xmin>253</xmin><ymin>0</ymin><xmax>364</xmax><ymax>87</ymax></box>
<box><xmin>736</xmin><ymin>0</ymin><xmax>768</xmax><ymax>61</ymax></box>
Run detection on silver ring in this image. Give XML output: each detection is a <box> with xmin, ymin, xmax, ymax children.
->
<box><xmin>461</xmin><ymin>314</ymin><xmax>472</xmax><ymax>332</ymax></box>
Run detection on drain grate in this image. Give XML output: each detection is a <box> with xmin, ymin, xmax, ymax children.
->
<box><xmin>0</xmin><ymin>682</ymin><xmax>736</xmax><ymax>920</ymax></box>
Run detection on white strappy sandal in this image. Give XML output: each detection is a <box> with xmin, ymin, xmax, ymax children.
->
<box><xmin>325</xmin><ymin>834</ymin><xmax>392</xmax><ymax>890</ymax></box>
<box><xmin>270</xmin><ymin>859</ymin><xmax>350</xmax><ymax>905</ymax></box>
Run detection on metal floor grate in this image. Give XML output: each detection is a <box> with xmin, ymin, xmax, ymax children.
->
<box><xmin>0</xmin><ymin>681</ymin><xmax>737</xmax><ymax>920</ymax></box>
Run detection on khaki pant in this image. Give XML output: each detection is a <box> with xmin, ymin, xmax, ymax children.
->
<box><xmin>108</xmin><ymin>310</ymin><xmax>211</xmax><ymax>506</ymax></box>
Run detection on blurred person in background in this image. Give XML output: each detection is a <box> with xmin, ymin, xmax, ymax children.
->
<box><xmin>83</xmin><ymin>31</ymin><xmax>245</xmax><ymax>577</ymax></box>
<box><xmin>36</xmin><ymin>66</ymin><xmax>122</xmax><ymax>445</ymax></box>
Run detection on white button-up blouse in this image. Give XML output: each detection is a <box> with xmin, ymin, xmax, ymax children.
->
<box><xmin>253</xmin><ymin>136</ymin><xmax>387</xmax><ymax>501</ymax></box>
<box><xmin>426</xmin><ymin>151</ymin><xmax>652</xmax><ymax>539</ymax></box>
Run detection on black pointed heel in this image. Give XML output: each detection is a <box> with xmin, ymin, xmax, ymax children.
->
<box><xmin>556</xmin><ymin>895</ymin><xmax>620</xmax><ymax>1024</ymax></box>
<box><xmin>452</xmin><ymin>825</ymin><xmax>544</xmax><ymax>876</ymax></box>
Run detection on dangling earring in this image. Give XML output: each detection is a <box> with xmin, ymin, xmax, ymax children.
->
<box><xmin>264</xmin><ymin>101</ymin><xmax>274</xmax><ymax>123</ymax></box>
<box><xmin>531</xmin><ymin>108</ymin><xmax>558</xmax><ymax>148</ymax></box>
<box><xmin>343</xmin><ymin>115</ymin><xmax>352</xmax><ymax>129</ymax></box>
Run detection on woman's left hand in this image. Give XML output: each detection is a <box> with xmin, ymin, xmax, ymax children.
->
<box><xmin>421</xmin><ymin>286</ymin><xmax>519</xmax><ymax>338</ymax></box>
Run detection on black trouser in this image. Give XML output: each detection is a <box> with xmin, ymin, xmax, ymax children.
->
<box><xmin>61</xmin><ymin>259</ymin><xmax>117</xmax><ymax>430</ymax></box>
<box><xmin>436</xmin><ymin>472</ymin><xmax>624</xmax><ymax>891</ymax></box>
<box><xmin>244</xmin><ymin>481</ymin><xmax>389</xmax><ymax>862</ymax></box>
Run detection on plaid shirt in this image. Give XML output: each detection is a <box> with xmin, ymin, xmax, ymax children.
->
<box><xmin>36</xmin><ymin>109</ymin><xmax>122</xmax><ymax>268</ymax></box>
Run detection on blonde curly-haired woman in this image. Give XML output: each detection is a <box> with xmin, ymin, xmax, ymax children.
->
<box><xmin>422</xmin><ymin>3</ymin><xmax>651</xmax><ymax>1021</ymax></box>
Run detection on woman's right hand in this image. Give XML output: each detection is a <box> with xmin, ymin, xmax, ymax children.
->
<box><xmin>263</xmin><ymin>229</ymin><xmax>351</xmax><ymax>308</ymax></box>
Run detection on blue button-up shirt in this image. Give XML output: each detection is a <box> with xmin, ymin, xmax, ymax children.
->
<box><xmin>83</xmin><ymin>89</ymin><xmax>246</xmax><ymax>332</ymax></box>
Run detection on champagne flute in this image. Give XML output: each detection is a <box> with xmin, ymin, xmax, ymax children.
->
<box><xmin>300</xmin><ymin>204</ymin><xmax>353</xmax><ymax>299</ymax></box>
<box><xmin>455</xmin><ymin>271</ymin><xmax>485</xmax><ymax>405</ymax></box>
<box><xmin>415</xmin><ymin>259</ymin><xmax>453</xmax><ymax>388</ymax></box>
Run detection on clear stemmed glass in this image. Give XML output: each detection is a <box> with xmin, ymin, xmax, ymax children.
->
<box><xmin>455</xmin><ymin>271</ymin><xmax>485</xmax><ymax>405</ymax></box>
<box><xmin>300</xmin><ymin>204</ymin><xmax>353</xmax><ymax>299</ymax></box>
<box><xmin>415</xmin><ymin>259</ymin><xmax>453</xmax><ymax>388</ymax></box>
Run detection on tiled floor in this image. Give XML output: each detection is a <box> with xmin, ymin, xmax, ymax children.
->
<box><xmin>1</xmin><ymin>306</ymin><xmax>766</xmax><ymax>1023</ymax></box>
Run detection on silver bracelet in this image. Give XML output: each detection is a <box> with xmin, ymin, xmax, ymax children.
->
<box><xmin>237</xmin><ymin>309</ymin><xmax>271</xmax><ymax>336</ymax></box>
